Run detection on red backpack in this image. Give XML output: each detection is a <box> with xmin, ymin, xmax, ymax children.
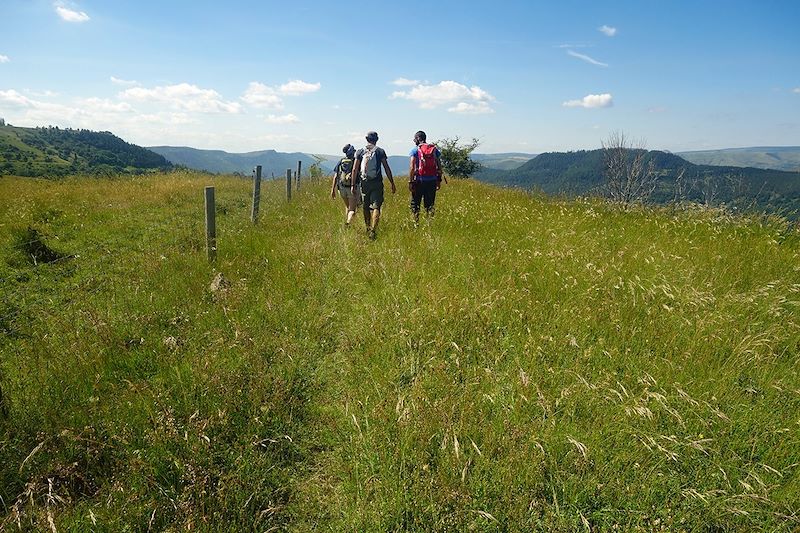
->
<box><xmin>416</xmin><ymin>143</ymin><xmax>439</xmax><ymax>177</ymax></box>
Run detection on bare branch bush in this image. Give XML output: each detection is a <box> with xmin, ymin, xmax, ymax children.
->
<box><xmin>602</xmin><ymin>131</ymin><xmax>659</xmax><ymax>205</ymax></box>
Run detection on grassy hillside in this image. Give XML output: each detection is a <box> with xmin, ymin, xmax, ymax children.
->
<box><xmin>679</xmin><ymin>147</ymin><xmax>800</xmax><ymax>172</ymax></box>
<box><xmin>0</xmin><ymin>125</ymin><xmax>171</xmax><ymax>177</ymax></box>
<box><xmin>1</xmin><ymin>173</ymin><xmax>798</xmax><ymax>531</ymax></box>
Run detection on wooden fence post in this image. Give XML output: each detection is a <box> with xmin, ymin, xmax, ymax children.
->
<box><xmin>0</xmin><ymin>382</ymin><xmax>7</xmax><ymax>419</ymax></box>
<box><xmin>205</xmin><ymin>186</ymin><xmax>216</xmax><ymax>262</ymax></box>
<box><xmin>286</xmin><ymin>169</ymin><xmax>292</xmax><ymax>201</ymax></box>
<box><xmin>296</xmin><ymin>160</ymin><xmax>302</xmax><ymax>190</ymax></box>
<box><xmin>251</xmin><ymin>165</ymin><xmax>262</xmax><ymax>223</ymax></box>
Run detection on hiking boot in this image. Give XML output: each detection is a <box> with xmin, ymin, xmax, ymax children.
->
<box><xmin>368</xmin><ymin>229</ymin><xmax>377</xmax><ymax>240</ymax></box>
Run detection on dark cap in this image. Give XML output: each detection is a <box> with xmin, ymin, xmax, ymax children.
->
<box><xmin>365</xmin><ymin>131</ymin><xmax>378</xmax><ymax>143</ymax></box>
<box><xmin>342</xmin><ymin>143</ymin><xmax>352</xmax><ymax>154</ymax></box>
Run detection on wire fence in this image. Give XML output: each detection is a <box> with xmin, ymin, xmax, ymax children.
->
<box><xmin>0</xmin><ymin>166</ymin><xmax>312</xmax><ymax>329</ymax></box>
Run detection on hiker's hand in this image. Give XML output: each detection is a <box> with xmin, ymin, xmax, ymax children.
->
<box><xmin>436</xmin><ymin>182</ymin><xmax>441</xmax><ymax>191</ymax></box>
<box><xmin>331</xmin><ymin>189</ymin><xmax>336</xmax><ymax>199</ymax></box>
<box><xmin>391</xmin><ymin>182</ymin><xmax>397</xmax><ymax>194</ymax></box>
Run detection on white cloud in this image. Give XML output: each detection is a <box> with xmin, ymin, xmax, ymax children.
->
<box><xmin>278</xmin><ymin>80</ymin><xmax>320</xmax><ymax>95</ymax></box>
<box><xmin>562</xmin><ymin>93</ymin><xmax>614</xmax><ymax>108</ymax></box>
<box><xmin>0</xmin><ymin>55</ymin><xmax>9</xmax><ymax>64</ymax></box>
<box><xmin>241</xmin><ymin>82</ymin><xmax>283</xmax><ymax>109</ymax></box>
<box><xmin>448</xmin><ymin>102</ymin><xmax>494</xmax><ymax>115</ymax></box>
<box><xmin>598</xmin><ymin>25</ymin><xmax>617</xmax><ymax>37</ymax></box>
<box><xmin>265</xmin><ymin>113</ymin><xmax>299</xmax><ymax>124</ymax></box>
<box><xmin>80</xmin><ymin>97</ymin><xmax>133</xmax><ymax>113</ymax></box>
<box><xmin>793</xmin><ymin>88</ymin><xmax>800</xmax><ymax>94</ymax></box>
<box><xmin>136</xmin><ymin>112</ymin><xmax>194</xmax><ymax>125</ymax></box>
<box><xmin>0</xmin><ymin>89</ymin><xmax>34</xmax><ymax>107</ymax></box>
<box><xmin>241</xmin><ymin>79</ymin><xmax>319</xmax><ymax>109</ymax></box>
<box><xmin>567</xmin><ymin>49</ymin><xmax>608</xmax><ymax>67</ymax></box>
<box><xmin>55</xmin><ymin>3</ymin><xmax>90</xmax><ymax>23</ymax></box>
<box><xmin>111</xmin><ymin>76</ymin><xmax>138</xmax><ymax>86</ymax></box>
<box><xmin>0</xmin><ymin>91</ymin><xmax>131</xmax><ymax>127</ymax></box>
<box><xmin>391</xmin><ymin>77</ymin><xmax>420</xmax><ymax>86</ymax></box>
<box><xmin>391</xmin><ymin>80</ymin><xmax>495</xmax><ymax>112</ymax></box>
<box><xmin>0</xmin><ymin>88</ymin><xmax>207</xmax><ymax>145</ymax></box>
<box><xmin>120</xmin><ymin>83</ymin><xmax>241</xmax><ymax>113</ymax></box>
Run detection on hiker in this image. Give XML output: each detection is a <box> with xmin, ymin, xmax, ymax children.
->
<box><xmin>408</xmin><ymin>130</ymin><xmax>443</xmax><ymax>223</ymax></box>
<box><xmin>351</xmin><ymin>131</ymin><xmax>396</xmax><ymax>240</ymax></box>
<box><xmin>331</xmin><ymin>143</ymin><xmax>360</xmax><ymax>225</ymax></box>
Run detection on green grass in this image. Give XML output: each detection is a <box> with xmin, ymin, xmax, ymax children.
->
<box><xmin>1</xmin><ymin>172</ymin><xmax>798</xmax><ymax>531</ymax></box>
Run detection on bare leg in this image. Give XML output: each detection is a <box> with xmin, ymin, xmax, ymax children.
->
<box><xmin>347</xmin><ymin>195</ymin><xmax>358</xmax><ymax>224</ymax></box>
<box><xmin>371</xmin><ymin>209</ymin><xmax>381</xmax><ymax>237</ymax></box>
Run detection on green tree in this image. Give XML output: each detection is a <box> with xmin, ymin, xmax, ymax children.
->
<box><xmin>308</xmin><ymin>155</ymin><xmax>326</xmax><ymax>180</ymax></box>
<box><xmin>435</xmin><ymin>136</ymin><xmax>482</xmax><ymax>179</ymax></box>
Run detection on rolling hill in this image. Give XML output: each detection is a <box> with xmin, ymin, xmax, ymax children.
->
<box><xmin>0</xmin><ymin>124</ymin><xmax>172</xmax><ymax>177</ymax></box>
<box><xmin>472</xmin><ymin>152</ymin><xmax>536</xmax><ymax>170</ymax></box>
<box><xmin>476</xmin><ymin>149</ymin><xmax>800</xmax><ymax>214</ymax></box>
<box><xmin>152</xmin><ymin>147</ymin><xmax>536</xmax><ymax>177</ymax></box>
<box><xmin>148</xmin><ymin>146</ymin><xmax>325</xmax><ymax>177</ymax></box>
<box><xmin>678</xmin><ymin>146</ymin><xmax>800</xmax><ymax>172</ymax></box>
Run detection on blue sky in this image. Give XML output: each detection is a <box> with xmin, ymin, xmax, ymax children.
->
<box><xmin>1</xmin><ymin>0</ymin><xmax>798</xmax><ymax>155</ymax></box>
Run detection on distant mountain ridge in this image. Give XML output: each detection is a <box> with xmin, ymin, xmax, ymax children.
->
<box><xmin>472</xmin><ymin>152</ymin><xmax>536</xmax><ymax>170</ymax></box>
<box><xmin>678</xmin><ymin>146</ymin><xmax>800</xmax><ymax>172</ymax></box>
<box><xmin>476</xmin><ymin>149</ymin><xmax>800</xmax><ymax>214</ymax></box>
<box><xmin>148</xmin><ymin>146</ymin><xmax>536</xmax><ymax>176</ymax></box>
<box><xmin>148</xmin><ymin>146</ymin><xmax>323</xmax><ymax>177</ymax></box>
<box><xmin>0</xmin><ymin>124</ymin><xmax>171</xmax><ymax>177</ymax></box>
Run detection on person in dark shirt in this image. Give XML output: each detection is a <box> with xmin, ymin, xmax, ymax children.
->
<box><xmin>351</xmin><ymin>131</ymin><xmax>396</xmax><ymax>240</ymax></box>
<box><xmin>331</xmin><ymin>143</ymin><xmax>359</xmax><ymax>225</ymax></box>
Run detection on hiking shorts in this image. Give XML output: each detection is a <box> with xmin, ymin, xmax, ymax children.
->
<box><xmin>339</xmin><ymin>182</ymin><xmax>361</xmax><ymax>204</ymax></box>
<box><xmin>361</xmin><ymin>179</ymin><xmax>384</xmax><ymax>210</ymax></box>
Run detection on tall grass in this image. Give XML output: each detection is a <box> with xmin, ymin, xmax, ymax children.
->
<box><xmin>0</xmin><ymin>172</ymin><xmax>798</xmax><ymax>531</ymax></box>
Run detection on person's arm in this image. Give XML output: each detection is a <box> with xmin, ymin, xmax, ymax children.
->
<box><xmin>382</xmin><ymin>155</ymin><xmax>396</xmax><ymax>194</ymax></box>
<box><xmin>436</xmin><ymin>149</ymin><xmax>447</xmax><ymax>186</ymax></box>
<box><xmin>408</xmin><ymin>155</ymin><xmax>416</xmax><ymax>191</ymax></box>
<box><xmin>351</xmin><ymin>156</ymin><xmax>361</xmax><ymax>193</ymax></box>
<box><xmin>331</xmin><ymin>162</ymin><xmax>340</xmax><ymax>198</ymax></box>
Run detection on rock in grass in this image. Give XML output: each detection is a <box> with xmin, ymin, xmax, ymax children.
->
<box><xmin>210</xmin><ymin>272</ymin><xmax>231</xmax><ymax>294</ymax></box>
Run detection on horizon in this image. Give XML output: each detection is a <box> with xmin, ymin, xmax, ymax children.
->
<box><xmin>142</xmin><ymin>143</ymin><xmax>800</xmax><ymax>158</ymax></box>
<box><xmin>4</xmin><ymin>120</ymin><xmax>800</xmax><ymax>158</ymax></box>
<box><xmin>1</xmin><ymin>1</ymin><xmax>799</xmax><ymax>155</ymax></box>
